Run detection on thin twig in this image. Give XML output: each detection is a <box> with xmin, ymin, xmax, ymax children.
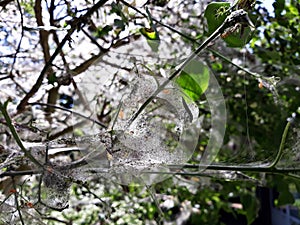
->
<box><xmin>29</xmin><ymin>102</ymin><xmax>107</xmax><ymax>128</ymax></box>
<box><xmin>47</xmin><ymin>120</ymin><xmax>87</xmax><ymax>140</ymax></box>
<box><xmin>268</xmin><ymin>121</ymin><xmax>291</xmax><ymax>168</ymax></box>
<box><xmin>145</xmin><ymin>185</ymin><xmax>164</xmax><ymax>224</ymax></box>
<box><xmin>82</xmin><ymin>28</ymin><xmax>106</xmax><ymax>51</ymax></box>
<box><xmin>0</xmin><ymin>169</ymin><xmax>42</xmax><ymax>178</ymax></box>
<box><xmin>81</xmin><ymin>183</ymin><xmax>108</xmax><ymax>206</ymax></box>
<box><xmin>12</xmin><ymin>178</ymin><xmax>25</xmax><ymax>225</ymax></box>
<box><xmin>0</xmin><ymin>101</ymin><xmax>43</xmax><ymax>167</ymax></box>
<box><xmin>9</xmin><ymin>0</ymin><xmax>24</xmax><ymax>76</ymax></box>
<box><xmin>42</xmin><ymin>217</ymin><xmax>69</xmax><ymax>224</ymax></box>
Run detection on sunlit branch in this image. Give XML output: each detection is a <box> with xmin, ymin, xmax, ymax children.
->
<box><xmin>2</xmin><ymin>163</ymin><xmax>300</xmax><ymax>179</ymax></box>
<box><xmin>29</xmin><ymin>102</ymin><xmax>107</xmax><ymax>128</ymax></box>
<box><xmin>47</xmin><ymin>120</ymin><xmax>87</xmax><ymax>141</ymax></box>
<box><xmin>81</xmin><ymin>28</ymin><xmax>106</xmax><ymax>51</ymax></box>
<box><xmin>41</xmin><ymin>217</ymin><xmax>69</xmax><ymax>224</ymax></box>
<box><xmin>17</xmin><ymin>0</ymin><xmax>110</xmax><ymax>112</ymax></box>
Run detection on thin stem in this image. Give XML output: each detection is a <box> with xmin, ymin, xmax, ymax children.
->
<box><xmin>29</xmin><ymin>102</ymin><xmax>107</xmax><ymax>128</ymax></box>
<box><xmin>9</xmin><ymin>0</ymin><xmax>24</xmax><ymax>76</ymax></box>
<box><xmin>0</xmin><ymin>169</ymin><xmax>42</xmax><ymax>178</ymax></box>
<box><xmin>41</xmin><ymin>217</ymin><xmax>69</xmax><ymax>225</ymax></box>
<box><xmin>81</xmin><ymin>183</ymin><xmax>109</xmax><ymax>207</ymax></box>
<box><xmin>12</xmin><ymin>178</ymin><xmax>25</xmax><ymax>225</ymax></box>
<box><xmin>268</xmin><ymin>121</ymin><xmax>291</xmax><ymax>168</ymax></box>
<box><xmin>286</xmin><ymin>173</ymin><xmax>300</xmax><ymax>180</ymax></box>
<box><xmin>208</xmin><ymin>48</ymin><xmax>260</xmax><ymax>79</ymax></box>
<box><xmin>146</xmin><ymin>185</ymin><xmax>164</xmax><ymax>224</ymax></box>
<box><xmin>0</xmin><ymin>101</ymin><xmax>43</xmax><ymax>167</ymax></box>
<box><xmin>47</xmin><ymin>120</ymin><xmax>87</xmax><ymax>140</ymax></box>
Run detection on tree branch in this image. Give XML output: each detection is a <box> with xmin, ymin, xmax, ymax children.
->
<box><xmin>17</xmin><ymin>0</ymin><xmax>110</xmax><ymax>112</ymax></box>
<box><xmin>0</xmin><ymin>0</ymin><xmax>13</xmax><ymax>8</ymax></box>
<box><xmin>29</xmin><ymin>102</ymin><xmax>107</xmax><ymax>128</ymax></box>
<box><xmin>9</xmin><ymin>0</ymin><xmax>24</xmax><ymax>76</ymax></box>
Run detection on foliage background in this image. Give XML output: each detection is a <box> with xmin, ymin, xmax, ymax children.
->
<box><xmin>0</xmin><ymin>0</ymin><xmax>300</xmax><ymax>224</ymax></box>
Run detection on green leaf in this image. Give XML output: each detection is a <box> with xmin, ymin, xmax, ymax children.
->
<box><xmin>48</xmin><ymin>73</ymin><xmax>57</xmax><ymax>85</ymax></box>
<box><xmin>20</xmin><ymin>1</ymin><xmax>35</xmax><ymax>16</ymax></box>
<box><xmin>140</xmin><ymin>28</ymin><xmax>160</xmax><ymax>52</ymax></box>
<box><xmin>211</xmin><ymin>62</ymin><xmax>223</xmax><ymax>71</ymax></box>
<box><xmin>204</xmin><ymin>2</ymin><xmax>231</xmax><ymax>35</ymax></box>
<box><xmin>294</xmin><ymin>180</ymin><xmax>300</xmax><ymax>193</ymax></box>
<box><xmin>240</xmin><ymin>193</ymin><xmax>258</xmax><ymax>225</ymax></box>
<box><xmin>111</xmin><ymin>2</ymin><xmax>128</xmax><ymax>23</ymax></box>
<box><xmin>222</xmin><ymin>26</ymin><xmax>254</xmax><ymax>48</ymax></box>
<box><xmin>270</xmin><ymin>176</ymin><xmax>296</xmax><ymax>206</ymax></box>
<box><xmin>147</xmin><ymin>39</ymin><xmax>160</xmax><ymax>52</ymax></box>
<box><xmin>278</xmin><ymin>191</ymin><xmax>295</xmax><ymax>206</ymax></box>
<box><xmin>140</xmin><ymin>27</ymin><xmax>159</xmax><ymax>40</ymax></box>
<box><xmin>114</xmin><ymin>19</ymin><xmax>125</xmax><ymax>30</ymax></box>
<box><xmin>221</xmin><ymin>11</ymin><xmax>257</xmax><ymax>48</ymax></box>
<box><xmin>175</xmin><ymin>59</ymin><xmax>210</xmax><ymax>101</ymax></box>
<box><xmin>273</xmin><ymin>0</ymin><xmax>285</xmax><ymax>16</ymax></box>
<box><xmin>204</xmin><ymin>2</ymin><xmax>255</xmax><ymax>48</ymax></box>
<box><xmin>95</xmin><ymin>25</ymin><xmax>113</xmax><ymax>38</ymax></box>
